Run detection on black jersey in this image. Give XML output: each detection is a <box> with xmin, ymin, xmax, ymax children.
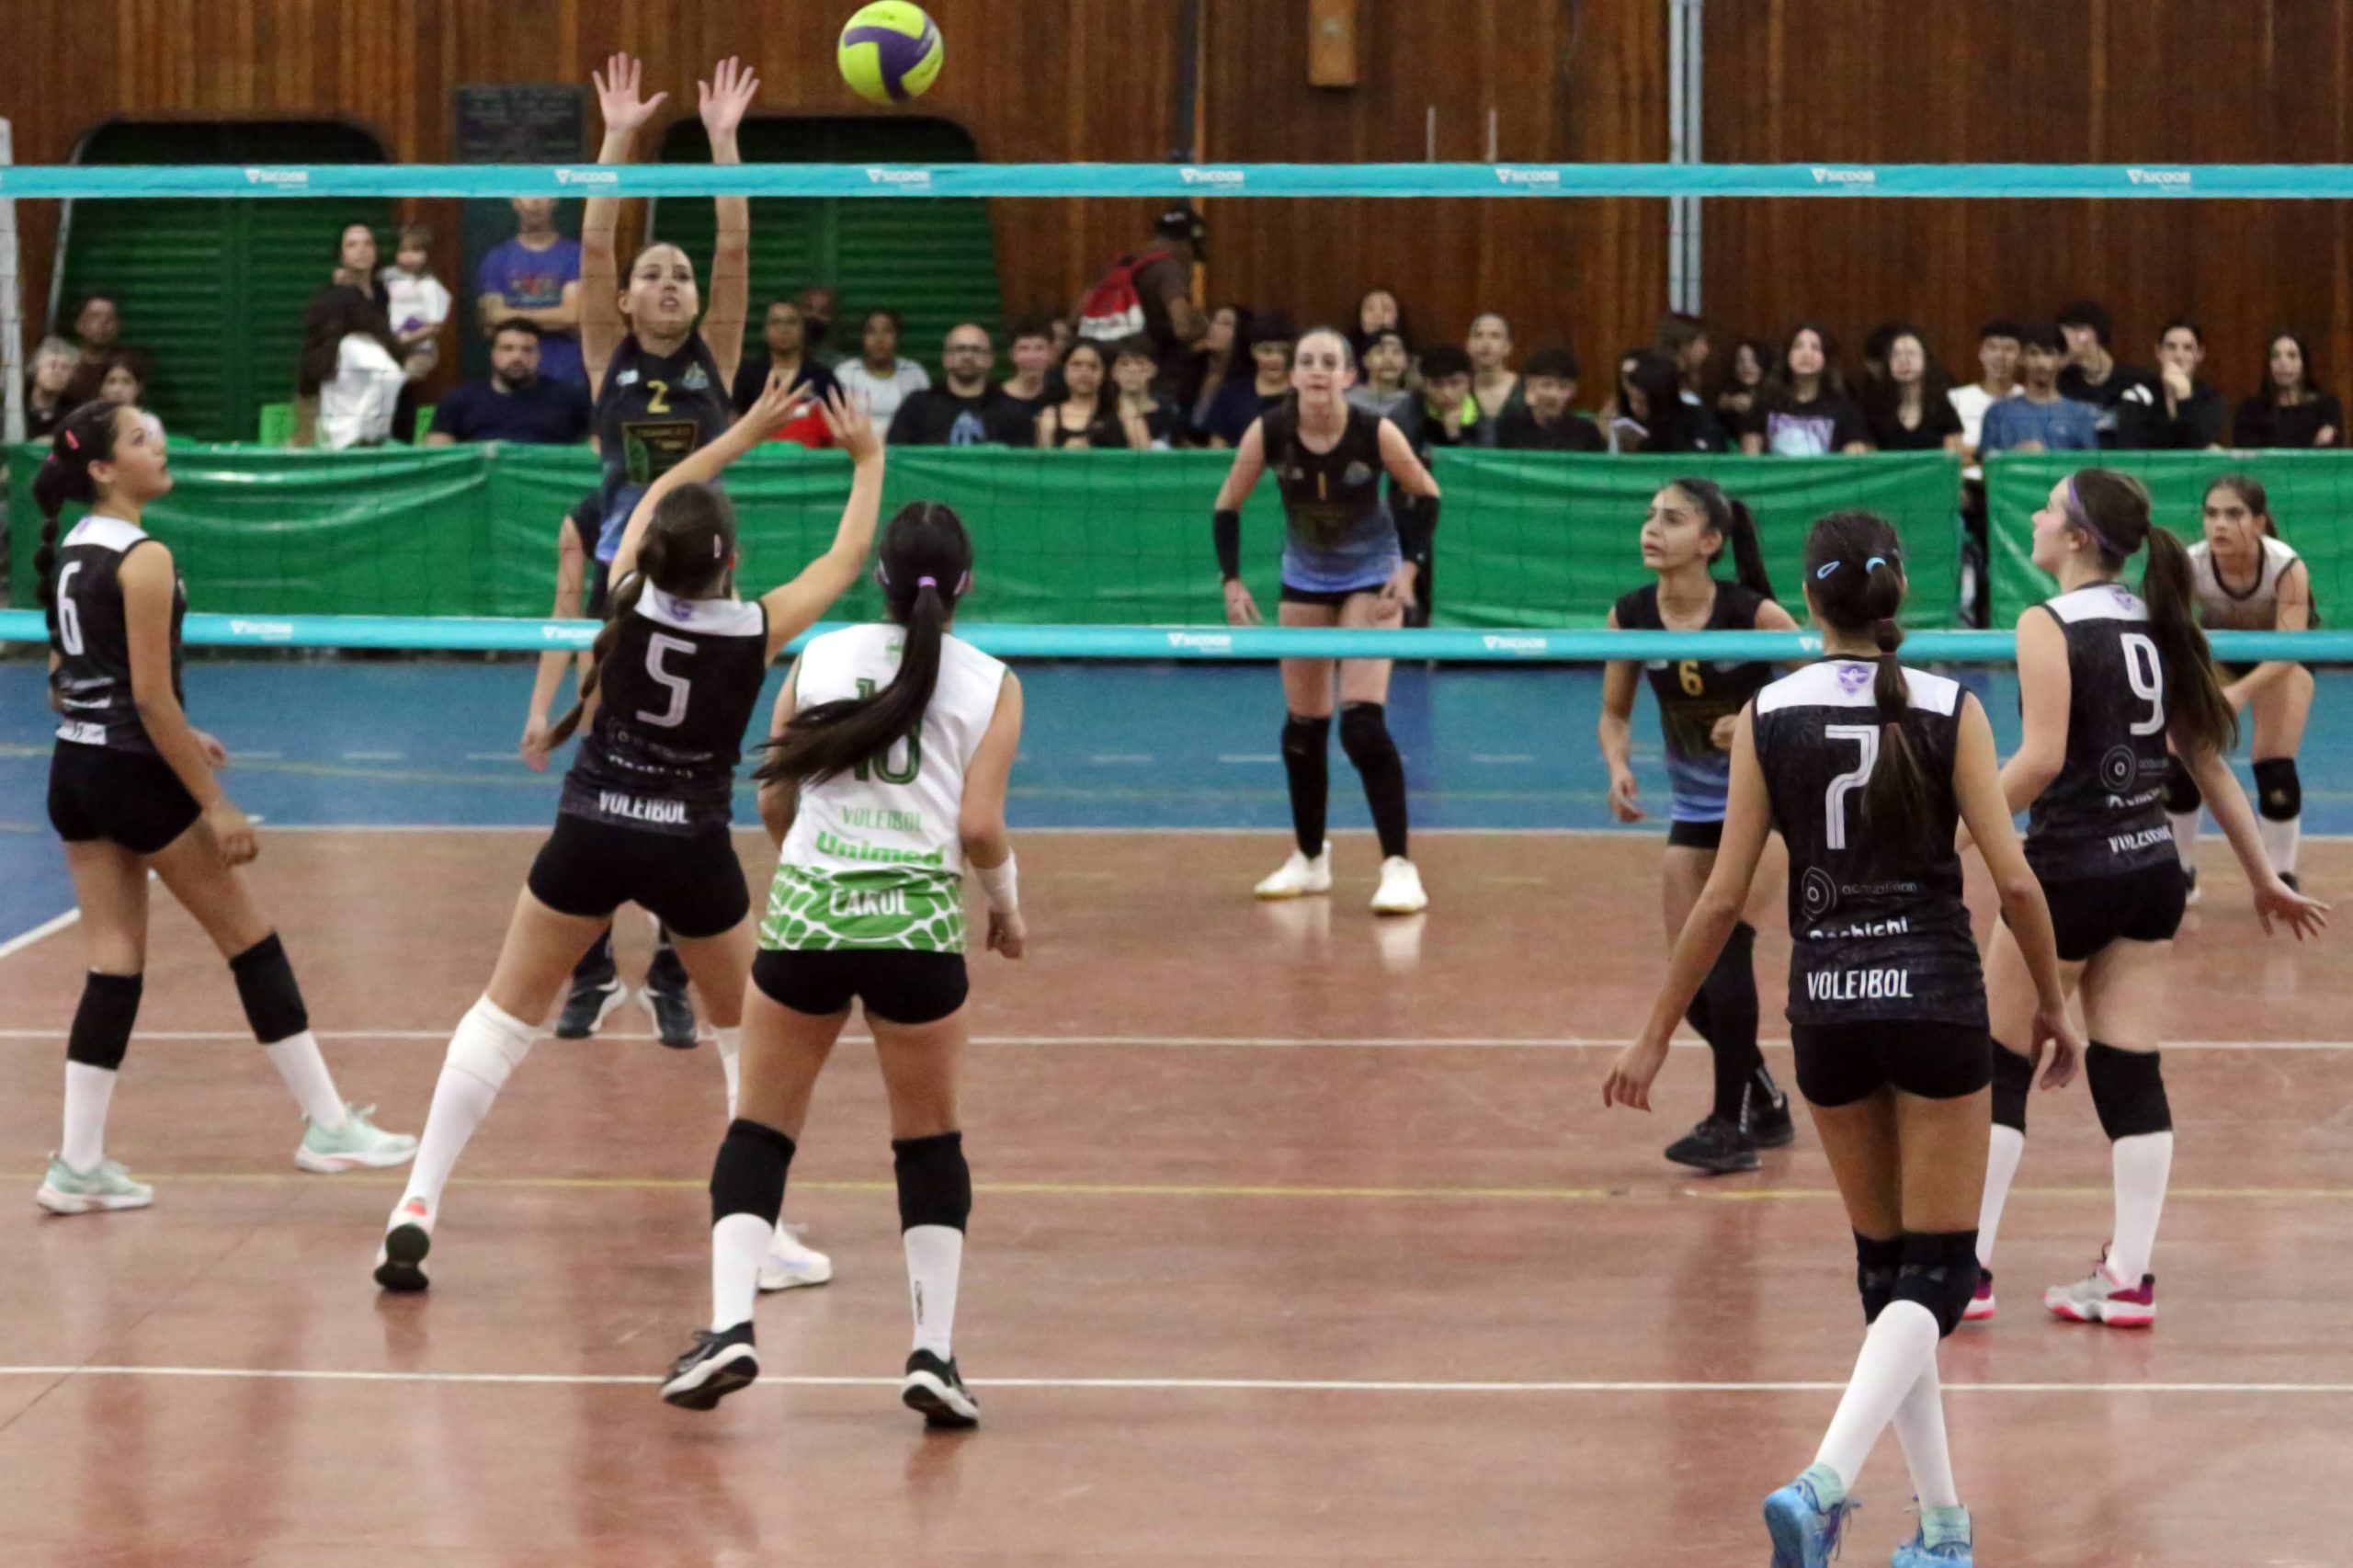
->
<box><xmin>1613</xmin><ymin>580</ymin><xmax>1777</xmax><ymax>820</ymax></box>
<box><xmin>591</xmin><ymin>331</ymin><xmax>732</xmax><ymax>563</ymax></box>
<box><xmin>1753</xmin><ymin>660</ymin><xmax>1985</xmax><ymax>1028</ymax></box>
<box><xmin>47</xmin><ymin>516</ymin><xmax>185</xmax><ymax>757</ymax></box>
<box><xmin>1259</xmin><ymin>402</ymin><xmax>1401</xmax><ymax>592</ymax></box>
<box><xmin>2024</xmin><ymin>584</ymin><xmax>2177</xmax><ymax>883</ymax></box>
<box><xmin>560</xmin><ymin>588</ymin><xmax>769</xmax><ymax>835</ymax></box>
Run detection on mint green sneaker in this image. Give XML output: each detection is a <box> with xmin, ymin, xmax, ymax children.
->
<box><xmin>296</xmin><ymin>1104</ymin><xmax>418</xmax><ymax>1173</ymax></box>
<box><xmin>1893</xmin><ymin>1502</ymin><xmax>1973</xmax><ymax>1564</ymax></box>
<box><xmin>37</xmin><ymin>1154</ymin><xmax>154</xmax><ymax>1214</ymax></box>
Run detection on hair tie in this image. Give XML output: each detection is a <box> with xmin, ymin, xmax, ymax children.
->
<box><xmin>712</xmin><ymin>535</ymin><xmax>722</xmax><ymax>560</ymax></box>
<box><xmin>1814</xmin><ymin>561</ymin><xmax>1841</xmax><ymax>580</ymax></box>
<box><xmin>917</xmin><ymin>575</ymin><xmax>938</xmax><ymax>590</ymax></box>
<box><xmin>1864</xmin><ymin>555</ymin><xmax>1889</xmax><ymax>572</ymax></box>
<box><xmin>62</xmin><ymin>430</ymin><xmax>79</xmax><ymax>451</ymax></box>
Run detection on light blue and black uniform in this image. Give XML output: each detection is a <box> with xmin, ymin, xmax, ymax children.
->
<box><xmin>1258</xmin><ymin>402</ymin><xmax>1420</xmax><ymax>603</ymax></box>
<box><xmin>1614</xmin><ymin>580</ymin><xmax>1776</xmax><ymax>847</ymax></box>
<box><xmin>587</xmin><ymin>330</ymin><xmax>732</xmax><ymax>605</ymax></box>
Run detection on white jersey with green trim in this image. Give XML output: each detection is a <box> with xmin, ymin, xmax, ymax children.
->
<box><xmin>763</xmin><ymin>621</ymin><xmax>1008</xmax><ymax>952</ymax></box>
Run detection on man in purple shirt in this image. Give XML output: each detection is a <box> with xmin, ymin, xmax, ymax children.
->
<box><xmin>475</xmin><ymin>199</ymin><xmax>585</xmax><ymax>386</ymax></box>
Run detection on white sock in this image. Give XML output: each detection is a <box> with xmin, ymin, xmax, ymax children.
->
<box><xmin>2108</xmin><ymin>1131</ymin><xmax>2174</xmax><ymax>1283</ymax></box>
<box><xmin>715</xmin><ymin>1026</ymin><xmax>742</xmax><ymax>1121</ymax></box>
<box><xmin>1813</xmin><ymin>1300</ymin><xmax>1940</xmax><ymax>1494</ymax></box>
<box><xmin>61</xmin><ymin>1062</ymin><xmax>118</xmax><ymax>1172</ymax></box>
<box><xmin>904</xmin><ymin>1224</ymin><xmax>965</xmax><ymax>1358</ymax></box>
<box><xmin>1977</xmin><ymin>1124</ymin><xmax>2025</xmax><ymax>1268</ymax></box>
<box><xmin>2258</xmin><ymin>813</ymin><xmax>2301</xmax><ymax>879</ymax></box>
<box><xmin>402</xmin><ymin>1067</ymin><xmax>497</xmax><ymax>1214</ymax></box>
<box><xmin>711</xmin><ymin>1211</ymin><xmax>771</xmax><ymax>1332</ymax></box>
<box><xmin>1888</xmin><ymin>1358</ymin><xmax>1959</xmax><ymax>1510</ymax></box>
<box><xmin>2168</xmin><ymin>811</ymin><xmax>2201</xmax><ymax>865</ymax></box>
<box><xmin>265</xmin><ymin>1032</ymin><xmax>347</xmax><ymax>1130</ymax></box>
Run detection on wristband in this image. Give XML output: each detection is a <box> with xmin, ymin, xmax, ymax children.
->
<box><xmin>974</xmin><ymin>853</ymin><xmax>1019</xmax><ymax>915</ymax></box>
<box><xmin>1212</xmin><ymin>507</ymin><xmax>1242</xmax><ymax>581</ymax></box>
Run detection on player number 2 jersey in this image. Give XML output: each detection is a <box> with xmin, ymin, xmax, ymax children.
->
<box><xmin>1752</xmin><ymin>660</ymin><xmax>1985</xmax><ymax>1028</ymax></box>
<box><xmin>2023</xmin><ymin>585</ymin><xmax>2177</xmax><ymax>883</ymax></box>
<box><xmin>766</xmin><ymin>623</ymin><xmax>1009</xmax><ymax>953</ymax></box>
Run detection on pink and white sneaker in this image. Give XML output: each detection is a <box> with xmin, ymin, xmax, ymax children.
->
<box><xmin>2044</xmin><ymin>1256</ymin><xmax>2155</xmax><ymax>1326</ymax></box>
<box><xmin>1961</xmin><ymin>1267</ymin><xmax>1996</xmax><ymax>1324</ymax></box>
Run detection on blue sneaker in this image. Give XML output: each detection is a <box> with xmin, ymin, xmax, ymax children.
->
<box><xmin>1892</xmin><ymin>1503</ymin><xmax>1972</xmax><ymax>1564</ymax></box>
<box><xmin>1764</xmin><ymin>1463</ymin><xmax>1858</xmax><ymax>1567</ymax></box>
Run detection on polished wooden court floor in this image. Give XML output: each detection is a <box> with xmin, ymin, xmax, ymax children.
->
<box><xmin>1</xmin><ymin>830</ymin><xmax>2347</xmax><ymax>1564</ymax></box>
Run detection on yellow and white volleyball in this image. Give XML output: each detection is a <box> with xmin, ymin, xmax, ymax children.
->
<box><xmin>838</xmin><ymin>4</ymin><xmax>945</xmax><ymax>105</ymax></box>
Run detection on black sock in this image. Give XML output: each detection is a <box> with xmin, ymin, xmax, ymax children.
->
<box><xmin>574</xmin><ymin>926</ymin><xmax>617</xmax><ymax>986</ymax></box>
<box><xmin>1279</xmin><ymin>714</ymin><xmax>1331</xmax><ymax>857</ymax></box>
<box><xmin>1338</xmin><ymin>702</ymin><xmax>1409</xmax><ymax>859</ymax></box>
<box><xmin>1698</xmin><ymin>924</ymin><xmax>1762</xmax><ymax>1124</ymax></box>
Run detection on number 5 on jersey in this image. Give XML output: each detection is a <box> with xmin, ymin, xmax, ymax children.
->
<box><xmin>852</xmin><ymin>676</ymin><xmax>922</xmax><ymax>784</ymax></box>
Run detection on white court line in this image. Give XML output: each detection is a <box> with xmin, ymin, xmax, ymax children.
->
<box><xmin>338</xmin><ymin>751</ymin><xmax>404</xmax><ymax>762</ymax></box>
<box><xmin>239</xmin><ymin>822</ymin><xmax>2353</xmax><ymax>842</ymax></box>
<box><xmin>1087</xmin><ymin>754</ymin><xmax>1157</xmax><ymax>764</ymax></box>
<box><xmin>460</xmin><ymin>751</ymin><xmax>519</xmax><ymax>762</ymax></box>
<box><xmin>1214</xmin><ymin>755</ymin><xmax>1281</xmax><ymax>765</ymax></box>
<box><xmin>0</xmin><ymin>910</ymin><xmax>79</xmax><ymax>961</ymax></box>
<box><xmin>1471</xmin><ymin>754</ymin><xmax>1538</xmax><ymax>764</ymax></box>
<box><xmin>0</xmin><ymin>1028</ymin><xmax>2337</xmax><ymax>1052</ymax></box>
<box><xmin>0</xmin><ymin>1364</ymin><xmax>2342</xmax><ymax>1395</ymax></box>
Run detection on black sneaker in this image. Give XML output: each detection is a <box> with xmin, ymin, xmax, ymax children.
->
<box><xmin>663</xmin><ymin>1323</ymin><xmax>759</xmax><ymax>1410</ymax></box>
<box><xmin>1745</xmin><ymin>1086</ymin><xmax>1796</xmax><ymax>1151</ymax></box>
<box><xmin>641</xmin><ymin>983</ymin><xmax>699</xmax><ymax>1050</ymax></box>
<box><xmin>555</xmin><ymin>975</ymin><xmax>628</xmax><ymax>1040</ymax></box>
<box><xmin>1664</xmin><ymin>1115</ymin><xmax>1760</xmax><ymax>1175</ymax></box>
<box><xmin>901</xmin><ymin>1348</ymin><xmax>980</xmax><ymax>1429</ymax></box>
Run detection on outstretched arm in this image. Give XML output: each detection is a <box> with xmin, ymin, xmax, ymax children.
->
<box><xmin>758</xmin><ymin>391</ymin><xmax>887</xmax><ymax>656</ymax></box>
<box><xmin>698</xmin><ymin>56</ymin><xmax>759</xmax><ymax>392</ymax></box>
<box><xmin>611</xmin><ymin>372</ymin><xmax>816</xmax><ymax>585</ymax></box>
<box><xmin>583</xmin><ymin>52</ymin><xmax>668</xmax><ymax>397</ymax></box>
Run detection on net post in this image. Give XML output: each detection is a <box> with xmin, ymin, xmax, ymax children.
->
<box><xmin>0</xmin><ymin>119</ymin><xmax>21</xmax><ymax>447</ymax></box>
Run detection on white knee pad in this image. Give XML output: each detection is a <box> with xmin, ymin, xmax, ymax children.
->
<box><xmin>446</xmin><ymin>996</ymin><xmax>538</xmax><ymax>1092</ymax></box>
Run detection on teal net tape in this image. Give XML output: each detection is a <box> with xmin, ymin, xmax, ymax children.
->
<box><xmin>0</xmin><ymin>608</ymin><xmax>2341</xmax><ymax>662</ymax></box>
<box><xmin>0</xmin><ymin>162</ymin><xmax>2320</xmax><ymax>200</ymax></box>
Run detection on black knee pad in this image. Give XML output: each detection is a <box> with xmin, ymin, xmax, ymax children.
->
<box><xmin>2086</xmin><ymin>1042</ymin><xmax>2172</xmax><ymax>1142</ymax></box>
<box><xmin>1893</xmin><ymin>1229</ymin><xmax>1981</xmax><ymax>1338</ymax></box>
<box><xmin>1854</xmin><ymin>1232</ymin><xmax>1903</xmax><ymax>1325</ymax></box>
<box><xmin>2254</xmin><ymin>757</ymin><xmax>2302</xmax><ymax>822</ymax></box>
<box><xmin>710</xmin><ymin>1118</ymin><xmax>795</xmax><ymax>1223</ymax></box>
<box><xmin>1990</xmin><ymin>1040</ymin><xmax>2033</xmax><ymax>1134</ymax></box>
<box><xmin>2160</xmin><ymin>756</ymin><xmax>2203</xmax><ymax>816</ymax></box>
<box><xmin>68</xmin><ymin>971</ymin><xmax>142</xmax><ymax>1072</ymax></box>
<box><xmin>228</xmin><ymin>932</ymin><xmax>309</xmax><ymax>1045</ymax></box>
<box><xmin>1281</xmin><ymin>713</ymin><xmax>1331</xmax><ymax>761</ymax></box>
<box><xmin>1336</xmin><ymin>701</ymin><xmax>1397</xmax><ymax>767</ymax></box>
<box><xmin>893</xmin><ymin>1131</ymin><xmax>972</xmax><ymax>1233</ymax></box>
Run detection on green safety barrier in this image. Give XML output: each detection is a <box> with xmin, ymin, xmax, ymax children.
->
<box><xmin>6</xmin><ymin>445</ymin><xmax>1969</xmax><ymax>631</ymax></box>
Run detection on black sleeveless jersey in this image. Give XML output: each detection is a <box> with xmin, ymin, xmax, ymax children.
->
<box><xmin>560</xmin><ymin>588</ymin><xmax>769</xmax><ymax>835</ymax></box>
<box><xmin>1260</xmin><ymin>401</ymin><xmax>1386</xmax><ymax>542</ymax></box>
<box><xmin>2024</xmin><ymin>585</ymin><xmax>2176</xmax><ymax>883</ymax></box>
<box><xmin>1752</xmin><ymin>660</ymin><xmax>1985</xmax><ymax>1028</ymax></box>
<box><xmin>591</xmin><ymin>331</ymin><xmax>732</xmax><ymax>562</ymax></box>
<box><xmin>1613</xmin><ymin>580</ymin><xmax>1777</xmax><ymax>779</ymax></box>
<box><xmin>48</xmin><ymin>516</ymin><xmax>185</xmax><ymax>757</ymax></box>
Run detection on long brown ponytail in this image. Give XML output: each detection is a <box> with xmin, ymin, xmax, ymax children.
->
<box><xmin>1672</xmin><ymin>475</ymin><xmax>1775</xmax><ymax>600</ymax></box>
<box><xmin>544</xmin><ymin>483</ymin><xmax>737</xmax><ymax>747</ymax></box>
<box><xmin>759</xmin><ymin>503</ymin><xmax>973</xmax><ymax>788</ymax></box>
<box><xmin>2067</xmin><ymin>467</ymin><xmax>2236</xmax><ymax>759</ymax></box>
<box><xmin>31</xmin><ymin>401</ymin><xmax>127</xmax><ymax>642</ymax></box>
<box><xmin>1804</xmin><ymin>510</ymin><xmax>1933</xmax><ymax>867</ymax></box>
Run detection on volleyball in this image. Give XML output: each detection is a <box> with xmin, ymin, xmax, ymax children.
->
<box><xmin>837</xmin><ymin>3</ymin><xmax>945</xmax><ymax>105</ymax></box>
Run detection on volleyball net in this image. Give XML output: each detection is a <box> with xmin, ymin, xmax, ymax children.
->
<box><xmin>5</xmin><ymin>159</ymin><xmax>2353</xmax><ymax>664</ymax></box>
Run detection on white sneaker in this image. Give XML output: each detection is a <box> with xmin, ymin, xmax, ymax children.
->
<box><xmin>1370</xmin><ymin>856</ymin><xmax>1428</xmax><ymax>915</ymax></box>
<box><xmin>758</xmin><ymin>1223</ymin><xmax>835</xmax><ymax>1291</ymax></box>
<box><xmin>296</xmin><ymin>1103</ymin><xmax>419</xmax><ymax>1173</ymax></box>
<box><xmin>1254</xmin><ymin>848</ymin><xmax>1333</xmax><ymax>900</ymax></box>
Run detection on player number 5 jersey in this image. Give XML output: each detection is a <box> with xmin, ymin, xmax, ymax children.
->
<box><xmin>767</xmin><ymin>623</ymin><xmax>1009</xmax><ymax>952</ymax></box>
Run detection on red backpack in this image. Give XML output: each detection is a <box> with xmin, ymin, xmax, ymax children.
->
<box><xmin>1076</xmin><ymin>248</ymin><xmax>1174</xmax><ymax>344</ymax></box>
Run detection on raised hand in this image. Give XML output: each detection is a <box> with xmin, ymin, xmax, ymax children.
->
<box><xmin>699</xmin><ymin>55</ymin><xmax>760</xmax><ymax>141</ymax></box>
<box><xmin>595</xmin><ymin>52</ymin><xmax>668</xmax><ymax>136</ymax></box>
<box><xmin>818</xmin><ymin>388</ymin><xmax>882</xmax><ymax>465</ymax></box>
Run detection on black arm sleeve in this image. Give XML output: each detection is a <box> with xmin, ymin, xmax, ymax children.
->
<box><xmin>1213</xmin><ymin>507</ymin><xmax>1242</xmax><ymax>580</ymax></box>
<box><xmin>1392</xmin><ymin>494</ymin><xmax>1436</xmax><ymax>561</ymax></box>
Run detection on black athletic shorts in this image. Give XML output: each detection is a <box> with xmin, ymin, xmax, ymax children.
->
<box><xmin>585</xmin><ymin>557</ymin><xmax>612</xmax><ymax>619</ymax></box>
<box><xmin>752</xmin><ymin>947</ymin><xmax>970</xmax><ymax>1026</ymax></box>
<box><xmin>1279</xmin><ymin>582</ymin><xmax>1383</xmax><ymax>609</ymax></box>
<box><xmin>526</xmin><ymin>812</ymin><xmax>749</xmax><ymax>939</ymax></box>
<box><xmin>1792</xmin><ymin>1019</ymin><xmax>1994</xmax><ymax>1107</ymax></box>
<box><xmin>1666</xmin><ymin>819</ymin><xmax>1725</xmax><ymax>850</ymax></box>
<box><xmin>48</xmin><ymin>743</ymin><xmax>201</xmax><ymax>856</ymax></box>
<box><xmin>2032</xmin><ymin>859</ymin><xmax>2188</xmax><ymax>962</ymax></box>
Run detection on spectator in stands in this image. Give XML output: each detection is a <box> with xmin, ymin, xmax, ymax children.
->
<box><xmin>1203</xmin><ymin>313</ymin><xmax>1295</xmax><ymax>449</ymax></box>
<box><xmin>1978</xmin><ymin>322</ymin><xmax>2099</xmax><ymax>455</ymax></box>
<box><xmin>892</xmin><ymin>323</ymin><xmax>1021</xmax><ymax>446</ymax></box>
<box><xmin>1617</xmin><ymin>348</ymin><xmax>1724</xmax><ymax>454</ymax></box>
<box><xmin>1401</xmin><ymin>343</ymin><xmax>1492</xmax><ymax>453</ymax></box>
<box><xmin>1495</xmin><ymin>347</ymin><xmax>1606</xmax><ymax>451</ymax></box>
<box><xmin>2114</xmin><ymin>318</ymin><xmax>2226</xmax><ymax>449</ymax></box>
<box><xmin>476</xmin><ymin>198</ymin><xmax>585</xmax><ymax>386</ymax></box>
<box><xmin>1110</xmin><ymin>337</ymin><xmax>1183</xmax><ymax>449</ymax></box>
<box><xmin>2055</xmin><ymin>299</ymin><xmax>2155</xmax><ymax>448</ymax></box>
<box><xmin>62</xmin><ymin>293</ymin><xmax>132</xmax><ymax>405</ymax></box>
<box><xmin>797</xmin><ymin>285</ymin><xmax>841</xmax><ymax>362</ymax></box>
<box><xmin>1036</xmin><ymin>339</ymin><xmax>1127</xmax><ymax>449</ymax></box>
<box><xmin>2234</xmin><ymin>331</ymin><xmax>2343</xmax><ymax>448</ymax></box>
<box><xmin>25</xmin><ymin>337</ymin><xmax>79</xmax><ymax>439</ymax></box>
<box><xmin>1467</xmin><ymin>312</ymin><xmax>1524</xmax><ymax>421</ymax></box>
<box><xmin>1743</xmin><ymin>324</ymin><xmax>1869</xmax><ymax>455</ymax></box>
<box><xmin>997</xmin><ymin>318</ymin><xmax>1060</xmax><ymax>432</ymax></box>
<box><xmin>382</xmin><ymin>223</ymin><xmax>452</xmax><ymax>384</ymax></box>
<box><xmin>1347</xmin><ymin>328</ymin><xmax>1414</xmax><ymax>422</ymax></box>
<box><xmin>1076</xmin><ymin>206</ymin><xmax>1207</xmax><ymax>368</ymax></box>
<box><xmin>425</xmin><ymin>319</ymin><xmax>594</xmax><ymax>446</ymax></box>
<box><xmin>97</xmin><ymin>350</ymin><xmax>151</xmax><ymax>408</ymax></box>
<box><xmin>730</xmin><ymin>298</ymin><xmax>840</xmax><ymax>414</ymax></box>
<box><xmin>1949</xmin><ymin>319</ymin><xmax>2023</xmax><ymax>461</ymax></box>
<box><xmin>328</xmin><ymin>222</ymin><xmax>391</xmax><ymax>310</ymax></box>
<box><xmin>1049</xmin><ymin>315</ymin><xmax>1077</xmax><ymax>363</ymax></box>
<box><xmin>1861</xmin><ymin>327</ymin><xmax>1964</xmax><ymax>454</ymax></box>
<box><xmin>1176</xmin><ymin>303</ymin><xmax>1249</xmax><ymax>440</ymax></box>
<box><xmin>833</xmin><ymin>308</ymin><xmax>930</xmax><ymax>426</ymax></box>
<box><xmin>1714</xmin><ymin>337</ymin><xmax>1769</xmax><ymax>447</ymax></box>
<box><xmin>1655</xmin><ymin>312</ymin><xmax>1711</xmax><ymax>400</ymax></box>
<box><xmin>292</xmin><ymin>285</ymin><xmax>409</xmax><ymax>449</ymax></box>
<box><xmin>1350</xmin><ymin>289</ymin><xmax>1410</xmax><ymax>362</ymax></box>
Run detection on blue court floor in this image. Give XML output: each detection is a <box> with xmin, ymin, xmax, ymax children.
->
<box><xmin>2</xmin><ymin>657</ymin><xmax>2342</xmax><ymax>943</ymax></box>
